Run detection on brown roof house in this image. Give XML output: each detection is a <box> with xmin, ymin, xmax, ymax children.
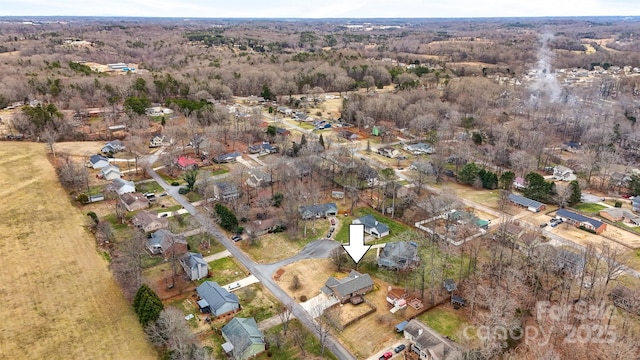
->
<box><xmin>245</xmin><ymin>218</ymin><xmax>283</xmax><ymax>237</ymax></box>
<box><xmin>120</xmin><ymin>192</ymin><xmax>150</xmax><ymax>212</ymax></box>
<box><xmin>403</xmin><ymin>319</ymin><xmax>463</xmax><ymax>360</ymax></box>
<box><xmin>132</xmin><ymin>211</ymin><xmax>169</xmax><ymax>233</ymax></box>
<box><xmin>321</xmin><ymin>270</ymin><xmax>374</xmax><ymax>304</ymax></box>
<box><xmin>146</xmin><ymin>229</ymin><xmax>188</xmax><ymax>258</ymax></box>
<box><xmin>599</xmin><ymin>207</ymin><xmax>640</xmax><ymax>226</ymax></box>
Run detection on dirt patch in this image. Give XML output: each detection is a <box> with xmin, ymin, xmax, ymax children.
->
<box><xmin>277</xmin><ymin>259</ymin><xmax>335</xmax><ymax>301</ymax></box>
<box><xmin>0</xmin><ymin>142</ymin><xmax>156</xmax><ymax>359</ymax></box>
<box><xmin>56</xmin><ymin>140</ymin><xmax>106</xmax><ymax>157</ymax></box>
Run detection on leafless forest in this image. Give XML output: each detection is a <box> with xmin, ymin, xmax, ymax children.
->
<box><xmin>2</xmin><ymin>16</ymin><xmax>640</xmax><ymax>360</ymax></box>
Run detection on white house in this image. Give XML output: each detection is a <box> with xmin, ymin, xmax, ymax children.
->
<box><xmin>87</xmin><ymin>154</ymin><xmax>110</xmax><ymax>169</ymax></box>
<box><xmin>553</xmin><ymin>165</ymin><xmax>577</xmax><ymax>181</ymax></box>
<box><xmin>149</xmin><ymin>134</ymin><xmax>166</xmax><ymax>148</ymax></box>
<box><xmin>110</xmin><ymin>178</ymin><xmax>136</xmax><ymax>195</ymax></box>
<box><xmin>181</xmin><ymin>252</ymin><xmax>209</xmax><ymax>281</ymax></box>
<box><xmin>99</xmin><ymin>164</ymin><xmax>122</xmax><ymax>180</ymax></box>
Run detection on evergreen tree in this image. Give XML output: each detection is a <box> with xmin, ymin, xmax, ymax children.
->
<box><xmin>319</xmin><ymin>134</ymin><xmax>325</xmax><ymax>149</ymax></box>
<box><xmin>569</xmin><ymin>180</ymin><xmax>581</xmax><ymax>206</ymax></box>
<box><xmin>523</xmin><ymin>172</ymin><xmax>555</xmax><ymax>202</ymax></box>
<box><xmin>133</xmin><ymin>285</ymin><xmax>164</xmax><ymax>326</ymax></box>
<box><xmin>215</xmin><ymin>203</ymin><xmax>239</xmax><ymax>232</ymax></box>
<box><xmin>499</xmin><ymin>171</ymin><xmax>515</xmax><ymax>190</ymax></box>
<box><xmin>458</xmin><ymin>162</ymin><xmax>479</xmax><ymax>185</ymax></box>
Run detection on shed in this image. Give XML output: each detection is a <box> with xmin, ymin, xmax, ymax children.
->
<box><xmin>395</xmin><ymin>320</ymin><xmax>409</xmax><ymax>333</ymax></box>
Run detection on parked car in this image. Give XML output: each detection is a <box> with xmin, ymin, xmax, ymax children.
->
<box><xmin>394</xmin><ymin>344</ymin><xmax>406</xmax><ymax>353</ymax></box>
<box><xmin>232</xmin><ymin>235</ymin><xmax>243</xmax><ymax>242</ymax></box>
<box><xmin>379</xmin><ymin>351</ymin><xmax>393</xmax><ymax>360</ymax></box>
<box><xmin>540</xmin><ymin>223</ymin><xmax>548</xmax><ymax>228</ymax></box>
<box><xmin>229</xmin><ymin>282</ymin><xmax>241</xmax><ymax>290</ymax></box>
<box><xmin>330</xmin><ymin>218</ymin><xmax>336</xmax><ymax>225</ymax></box>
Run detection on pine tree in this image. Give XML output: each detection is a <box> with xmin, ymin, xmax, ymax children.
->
<box><xmin>133</xmin><ymin>285</ymin><xmax>164</xmax><ymax>326</ymax></box>
<box><xmin>319</xmin><ymin>134</ymin><xmax>325</xmax><ymax>149</ymax></box>
<box><xmin>569</xmin><ymin>180</ymin><xmax>581</xmax><ymax>206</ymax></box>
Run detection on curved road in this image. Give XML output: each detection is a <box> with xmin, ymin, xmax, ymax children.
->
<box><xmin>145</xmin><ymin>161</ymin><xmax>356</xmax><ymax>360</ymax></box>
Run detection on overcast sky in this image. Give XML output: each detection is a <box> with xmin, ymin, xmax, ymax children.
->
<box><xmin>1</xmin><ymin>0</ymin><xmax>638</xmax><ymax>18</ymax></box>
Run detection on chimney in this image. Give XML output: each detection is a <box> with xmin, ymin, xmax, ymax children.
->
<box><xmin>418</xmin><ymin>329</ymin><xmax>423</xmax><ymax>336</ymax></box>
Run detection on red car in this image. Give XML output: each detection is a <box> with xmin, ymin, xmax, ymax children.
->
<box><xmin>379</xmin><ymin>351</ymin><xmax>393</xmax><ymax>360</ymax></box>
<box><xmin>330</xmin><ymin>218</ymin><xmax>336</xmax><ymax>225</ymax></box>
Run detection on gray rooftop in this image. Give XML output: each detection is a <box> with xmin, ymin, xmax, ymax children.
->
<box><xmin>196</xmin><ymin>281</ymin><xmax>239</xmax><ymax>314</ymax></box>
<box><xmin>324</xmin><ymin>270</ymin><xmax>373</xmax><ymax>298</ymax></box>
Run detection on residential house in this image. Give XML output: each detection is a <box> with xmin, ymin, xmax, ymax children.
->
<box><xmin>403</xmin><ymin>319</ymin><xmax>462</xmax><ymax>360</ymax></box>
<box><xmin>132</xmin><ymin>211</ymin><xmax>168</xmax><ymax>232</ymax></box>
<box><xmin>507</xmin><ymin>194</ymin><xmax>546</xmax><ymax>212</ymax></box>
<box><xmin>341</xmin><ymin>130</ymin><xmax>358</xmax><ymax>141</ymax></box>
<box><xmin>245</xmin><ymin>218</ymin><xmax>283</xmax><ymax>237</ymax></box>
<box><xmin>195</xmin><ymin>281</ymin><xmax>240</xmax><ymax>317</ymax></box>
<box><xmin>553</xmin><ymin>165</ymin><xmax>577</xmax><ymax>181</ymax></box>
<box><xmin>213</xmin><ymin>151</ymin><xmax>241</xmax><ymax>164</ymax></box>
<box><xmin>554</xmin><ymin>248</ymin><xmax>586</xmax><ymax>276</ymax></box>
<box><xmin>221</xmin><ymin>317</ymin><xmax>266</xmax><ymax>360</ymax></box>
<box><xmin>120</xmin><ymin>192</ymin><xmax>150</xmax><ymax>212</ymax></box>
<box><xmin>87</xmin><ymin>154</ymin><xmax>110</xmax><ymax>169</ymax></box>
<box><xmin>404</xmin><ymin>142</ymin><xmax>435</xmax><ymax>155</ymax></box>
<box><xmin>562</xmin><ymin>141</ymin><xmax>582</xmax><ymax>152</ymax></box>
<box><xmin>275</xmin><ymin>127</ymin><xmax>290</xmax><ymax>136</ymax></box>
<box><xmin>299</xmin><ymin>202</ymin><xmax>338</xmax><ymax>219</ymax></box>
<box><xmin>245</xmin><ymin>169</ymin><xmax>272</xmax><ymax>188</ymax></box>
<box><xmin>101</xmin><ymin>140</ymin><xmax>125</xmax><ymax>154</ymax></box>
<box><xmin>321</xmin><ymin>270</ymin><xmax>374</xmax><ymax>304</ymax></box>
<box><xmin>180</xmin><ymin>252</ymin><xmax>209</xmax><ymax>281</ymax></box>
<box><xmin>447</xmin><ymin>210</ymin><xmax>490</xmax><ymax>230</ymax></box>
<box><xmin>214</xmin><ymin>182</ymin><xmax>240</xmax><ymax>202</ymax></box>
<box><xmin>109</xmin><ymin>178</ymin><xmax>136</xmax><ymax>195</ymax></box>
<box><xmin>149</xmin><ymin>134</ymin><xmax>166</xmax><ymax>148</ymax></box>
<box><xmin>177</xmin><ymin>156</ymin><xmax>198</xmax><ymax>170</ymax></box>
<box><xmin>277</xmin><ymin>106</ymin><xmax>292</xmax><ymax>116</ymax></box>
<box><xmin>248</xmin><ymin>142</ymin><xmax>277</xmax><ymax>155</ymax></box>
<box><xmin>386</xmin><ymin>288</ymin><xmax>408</xmax><ymax>306</ymax></box>
<box><xmin>146</xmin><ymin>229</ymin><xmax>188</xmax><ymax>258</ymax></box>
<box><xmin>377</xmin><ymin>146</ymin><xmax>399</xmax><ymax>158</ymax></box>
<box><xmin>512</xmin><ymin>176</ymin><xmax>526</xmax><ymax>190</ymax></box>
<box><xmin>609</xmin><ymin>285</ymin><xmax>640</xmax><ymax>315</ymax></box>
<box><xmin>556</xmin><ymin>209</ymin><xmax>607</xmax><ymax>234</ymax></box>
<box><xmin>503</xmin><ymin>222</ymin><xmax>525</xmax><ymax>240</ymax></box>
<box><xmin>633</xmin><ymin>197</ymin><xmax>640</xmax><ymax>212</ymax></box>
<box><xmin>408</xmin><ymin>161</ymin><xmax>434</xmax><ymax>175</ymax></box>
<box><xmin>377</xmin><ymin>241</ymin><xmax>419</xmax><ymax>270</ymax></box>
<box><xmin>353</xmin><ymin>215</ymin><xmax>390</xmax><ymax>238</ymax></box>
<box><xmin>98</xmin><ymin>164</ymin><xmax>122</xmax><ymax>180</ymax></box>
<box><xmin>599</xmin><ymin>208</ymin><xmax>640</xmax><ymax>225</ymax></box>
<box><xmin>610</xmin><ymin>172</ymin><xmax>631</xmax><ymax>187</ymax></box>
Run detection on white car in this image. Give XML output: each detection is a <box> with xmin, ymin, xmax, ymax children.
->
<box><xmin>229</xmin><ymin>282</ymin><xmax>241</xmax><ymax>290</ymax></box>
<box><xmin>184</xmin><ymin>314</ymin><xmax>195</xmax><ymax>321</ymax></box>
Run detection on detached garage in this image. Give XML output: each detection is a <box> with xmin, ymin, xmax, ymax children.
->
<box><xmin>508</xmin><ymin>194</ymin><xmax>546</xmax><ymax>213</ymax></box>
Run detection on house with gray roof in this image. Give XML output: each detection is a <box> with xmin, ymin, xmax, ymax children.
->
<box><xmin>508</xmin><ymin>194</ymin><xmax>545</xmax><ymax>212</ymax></box>
<box><xmin>404</xmin><ymin>142</ymin><xmax>435</xmax><ymax>155</ymax></box>
<box><xmin>120</xmin><ymin>192</ymin><xmax>149</xmax><ymax>212</ymax></box>
<box><xmin>146</xmin><ymin>229</ymin><xmax>188</xmax><ymax>258</ymax></box>
<box><xmin>556</xmin><ymin>209</ymin><xmax>607</xmax><ymax>234</ymax></box>
<box><xmin>87</xmin><ymin>154</ymin><xmax>110</xmax><ymax>169</ymax></box>
<box><xmin>132</xmin><ymin>211</ymin><xmax>168</xmax><ymax>233</ymax></box>
<box><xmin>246</xmin><ymin>169</ymin><xmax>272</xmax><ymax>188</ymax></box>
<box><xmin>353</xmin><ymin>214</ymin><xmax>390</xmax><ymax>238</ymax></box>
<box><xmin>101</xmin><ymin>140</ymin><xmax>125</xmax><ymax>154</ymax></box>
<box><xmin>214</xmin><ymin>182</ymin><xmax>239</xmax><ymax>201</ymax></box>
<box><xmin>321</xmin><ymin>270</ymin><xmax>374</xmax><ymax>304</ymax></box>
<box><xmin>299</xmin><ymin>202</ymin><xmax>338</xmax><ymax>219</ymax></box>
<box><xmin>213</xmin><ymin>151</ymin><xmax>241</xmax><ymax>164</ymax></box>
<box><xmin>599</xmin><ymin>207</ymin><xmax>640</xmax><ymax>226</ymax></box>
<box><xmin>403</xmin><ymin>319</ymin><xmax>463</xmax><ymax>360</ymax></box>
<box><xmin>378</xmin><ymin>241</ymin><xmax>419</xmax><ymax>270</ymax></box>
<box><xmin>196</xmin><ymin>281</ymin><xmax>240</xmax><ymax>317</ymax></box>
<box><xmin>221</xmin><ymin>317</ymin><xmax>265</xmax><ymax>360</ymax></box>
<box><xmin>180</xmin><ymin>252</ymin><xmax>209</xmax><ymax>281</ymax></box>
<box><xmin>553</xmin><ymin>165</ymin><xmax>577</xmax><ymax>181</ymax></box>
<box><xmin>633</xmin><ymin>197</ymin><xmax>640</xmax><ymax>212</ymax></box>
<box><xmin>109</xmin><ymin>178</ymin><xmax>136</xmax><ymax>195</ymax></box>
<box><xmin>554</xmin><ymin>248</ymin><xmax>586</xmax><ymax>276</ymax></box>
<box><xmin>98</xmin><ymin>164</ymin><xmax>122</xmax><ymax>180</ymax></box>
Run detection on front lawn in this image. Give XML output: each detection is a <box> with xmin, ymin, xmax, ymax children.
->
<box><xmin>417</xmin><ymin>306</ymin><xmax>470</xmax><ymax>342</ymax></box>
<box><xmin>136</xmin><ymin>181</ymin><xmax>164</xmax><ymax>194</ymax></box>
<box><xmin>203</xmin><ymin>257</ymin><xmax>248</xmax><ymax>285</ymax></box>
<box><xmin>572</xmin><ymin>203</ymin><xmax>607</xmax><ymax>214</ymax></box>
<box><xmin>354</xmin><ymin>207</ymin><xmax>411</xmax><ymax>235</ymax></box>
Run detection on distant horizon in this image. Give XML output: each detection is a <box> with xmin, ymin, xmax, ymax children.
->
<box><xmin>1</xmin><ymin>0</ymin><xmax>638</xmax><ymax>19</ymax></box>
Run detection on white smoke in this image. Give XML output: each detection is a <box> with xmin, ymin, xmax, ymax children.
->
<box><xmin>529</xmin><ymin>32</ymin><xmax>562</xmax><ymax>104</ymax></box>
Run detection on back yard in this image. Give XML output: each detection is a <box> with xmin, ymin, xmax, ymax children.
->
<box><xmin>0</xmin><ymin>142</ymin><xmax>155</xmax><ymax>359</ymax></box>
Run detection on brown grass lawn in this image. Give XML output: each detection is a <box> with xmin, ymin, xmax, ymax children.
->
<box><xmin>0</xmin><ymin>142</ymin><xmax>155</xmax><ymax>360</ymax></box>
<box><xmin>244</xmin><ymin>233</ymin><xmax>304</xmax><ymax>264</ymax></box>
<box><xmin>276</xmin><ymin>259</ymin><xmax>336</xmax><ymax>301</ymax></box>
<box><xmin>442</xmin><ymin>182</ymin><xmax>501</xmax><ymax>210</ymax></box>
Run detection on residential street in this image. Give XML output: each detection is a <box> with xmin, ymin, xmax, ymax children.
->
<box><xmin>144</xmin><ymin>149</ymin><xmax>357</xmax><ymax>360</ymax></box>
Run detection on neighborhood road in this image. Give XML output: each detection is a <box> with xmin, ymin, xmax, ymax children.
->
<box><xmin>144</xmin><ymin>156</ymin><xmax>356</xmax><ymax>360</ymax></box>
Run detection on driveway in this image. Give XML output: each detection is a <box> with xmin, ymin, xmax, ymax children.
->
<box><xmin>223</xmin><ymin>275</ymin><xmax>259</xmax><ymax>292</ymax></box>
<box><xmin>257</xmin><ymin>239</ymin><xmax>341</xmax><ymax>275</ymax></box>
<box><xmin>300</xmin><ymin>292</ymin><xmax>339</xmax><ymax>315</ymax></box>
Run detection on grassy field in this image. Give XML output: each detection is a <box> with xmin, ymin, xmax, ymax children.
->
<box><xmin>417</xmin><ymin>306</ymin><xmax>470</xmax><ymax>342</ymax></box>
<box><xmin>0</xmin><ymin>142</ymin><xmax>155</xmax><ymax>360</ymax></box>
<box><xmin>572</xmin><ymin>203</ymin><xmax>607</xmax><ymax>214</ymax></box>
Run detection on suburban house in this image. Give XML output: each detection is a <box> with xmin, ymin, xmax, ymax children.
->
<box><xmin>553</xmin><ymin>165</ymin><xmax>577</xmax><ymax>181</ymax></box>
<box><xmin>609</xmin><ymin>285</ymin><xmax>640</xmax><ymax>315</ymax></box>
<box><xmin>408</xmin><ymin>161</ymin><xmax>434</xmax><ymax>175</ymax></box>
<box><xmin>341</xmin><ymin>130</ymin><xmax>358</xmax><ymax>141</ymax></box>
<box><xmin>213</xmin><ymin>151</ymin><xmax>241</xmax><ymax>164</ymax></box>
<box><xmin>180</xmin><ymin>252</ymin><xmax>209</xmax><ymax>281</ymax></box>
<box><xmin>131</xmin><ymin>211</ymin><xmax>168</xmax><ymax>232</ymax></box>
<box><xmin>447</xmin><ymin>210</ymin><xmax>490</xmax><ymax>230</ymax></box>
<box><xmin>512</xmin><ymin>176</ymin><xmax>526</xmax><ymax>190</ymax></box>
<box><xmin>120</xmin><ymin>192</ymin><xmax>150</xmax><ymax>212</ymax></box>
<box><xmin>248</xmin><ymin>142</ymin><xmax>277</xmax><ymax>155</ymax></box>
<box><xmin>245</xmin><ymin>169</ymin><xmax>272</xmax><ymax>188</ymax></box>
<box><xmin>556</xmin><ymin>209</ymin><xmax>607</xmax><ymax>234</ymax></box>
<box><xmin>214</xmin><ymin>182</ymin><xmax>240</xmax><ymax>202</ymax></box>
<box><xmin>298</xmin><ymin>202</ymin><xmax>338</xmax><ymax>219</ymax></box>
<box><xmin>101</xmin><ymin>140</ymin><xmax>125</xmax><ymax>154</ymax></box>
<box><xmin>377</xmin><ymin>241</ymin><xmax>419</xmax><ymax>270</ymax></box>
<box><xmin>353</xmin><ymin>215</ymin><xmax>390</xmax><ymax>238</ymax></box>
<box><xmin>221</xmin><ymin>317</ymin><xmax>266</xmax><ymax>360</ymax></box>
<box><xmin>146</xmin><ymin>229</ymin><xmax>188</xmax><ymax>258</ymax></box>
<box><xmin>633</xmin><ymin>197</ymin><xmax>640</xmax><ymax>212</ymax></box>
<box><xmin>195</xmin><ymin>281</ymin><xmax>240</xmax><ymax>317</ymax></box>
<box><xmin>508</xmin><ymin>194</ymin><xmax>546</xmax><ymax>212</ymax></box>
<box><xmin>321</xmin><ymin>270</ymin><xmax>374</xmax><ymax>304</ymax></box>
<box><xmin>403</xmin><ymin>319</ymin><xmax>462</xmax><ymax>360</ymax></box>
<box><xmin>109</xmin><ymin>178</ymin><xmax>136</xmax><ymax>195</ymax></box>
<box><xmin>87</xmin><ymin>154</ymin><xmax>110</xmax><ymax>169</ymax></box>
<box><xmin>275</xmin><ymin>127</ymin><xmax>290</xmax><ymax>136</ymax></box>
<box><xmin>404</xmin><ymin>142</ymin><xmax>435</xmax><ymax>155</ymax></box>
<box><xmin>554</xmin><ymin>248</ymin><xmax>586</xmax><ymax>276</ymax></box>
<box><xmin>504</xmin><ymin>222</ymin><xmax>525</xmax><ymax>240</ymax></box>
<box><xmin>177</xmin><ymin>156</ymin><xmax>198</xmax><ymax>170</ymax></box>
<box><xmin>377</xmin><ymin>146</ymin><xmax>400</xmax><ymax>158</ymax></box>
<box><xmin>245</xmin><ymin>218</ymin><xmax>283</xmax><ymax>237</ymax></box>
<box><xmin>98</xmin><ymin>164</ymin><xmax>122</xmax><ymax>180</ymax></box>
<box><xmin>599</xmin><ymin>207</ymin><xmax>640</xmax><ymax>225</ymax></box>
<box><xmin>149</xmin><ymin>134</ymin><xmax>166</xmax><ymax>148</ymax></box>
<box><xmin>562</xmin><ymin>141</ymin><xmax>581</xmax><ymax>153</ymax></box>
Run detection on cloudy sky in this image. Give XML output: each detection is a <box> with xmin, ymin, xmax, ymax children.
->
<box><xmin>1</xmin><ymin>0</ymin><xmax>638</xmax><ymax>18</ymax></box>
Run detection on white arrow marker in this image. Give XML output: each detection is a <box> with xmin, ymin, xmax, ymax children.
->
<box><xmin>343</xmin><ymin>224</ymin><xmax>371</xmax><ymax>264</ymax></box>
